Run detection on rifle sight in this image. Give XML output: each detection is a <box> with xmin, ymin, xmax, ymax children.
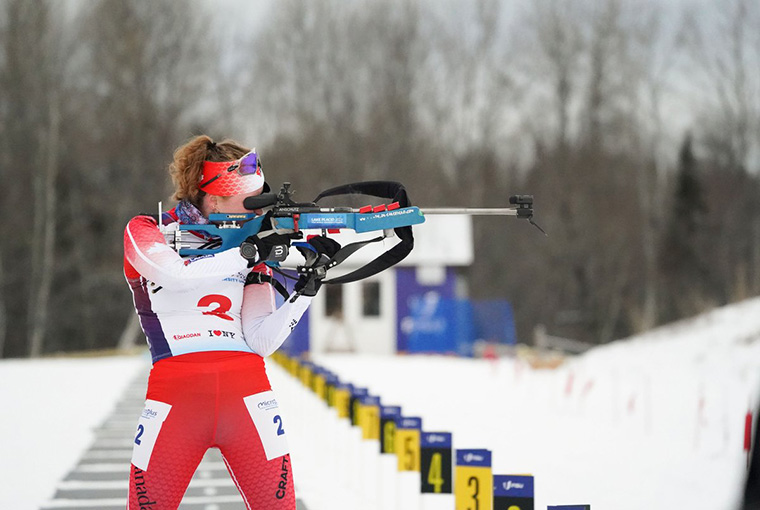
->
<box><xmin>243</xmin><ymin>193</ymin><xmax>278</xmax><ymax>210</ymax></box>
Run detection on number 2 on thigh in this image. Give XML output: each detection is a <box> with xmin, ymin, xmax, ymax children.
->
<box><xmin>134</xmin><ymin>424</ymin><xmax>145</xmax><ymax>445</ymax></box>
<box><xmin>273</xmin><ymin>415</ymin><xmax>285</xmax><ymax>436</ymax></box>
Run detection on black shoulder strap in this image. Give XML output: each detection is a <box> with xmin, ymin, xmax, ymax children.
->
<box><xmin>245</xmin><ymin>271</ymin><xmax>291</xmax><ymax>300</ymax></box>
<box><xmin>313</xmin><ymin>181</ymin><xmax>414</xmax><ymax>285</ymax></box>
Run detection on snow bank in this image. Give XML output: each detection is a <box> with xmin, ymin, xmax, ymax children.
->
<box><xmin>312</xmin><ymin>298</ymin><xmax>760</xmax><ymax>509</ymax></box>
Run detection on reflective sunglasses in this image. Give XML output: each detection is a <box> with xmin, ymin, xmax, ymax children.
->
<box><xmin>199</xmin><ymin>150</ymin><xmax>262</xmax><ymax>190</ymax></box>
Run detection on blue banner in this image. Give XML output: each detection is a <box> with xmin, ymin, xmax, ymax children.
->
<box><xmin>405</xmin><ymin>296</ymin><xmax>475</xmax><ymax>355</ymax></box>
<box><xmin>395</xmin><ymin>268</ymin><xmax>457</xmax><ymax>353</ymax></box>
<box><xmin>473</xmin><ymin>300</ymin><xmax>517</xmax><ymax>345</ymax></box>
<box><xmin>395</xmin><ymin>268</ymin><xmax>516</xmax><ymax>355</ymax></box>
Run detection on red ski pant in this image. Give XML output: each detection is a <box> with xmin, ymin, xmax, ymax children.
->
<box><xmin>127</xmin><ymin>351</ymin><xmax>295</xmax><ymax>510</ymax></box>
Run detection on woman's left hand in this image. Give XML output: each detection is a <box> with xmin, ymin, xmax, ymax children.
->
<box><xmin>240</xmin><ymin>232</ymin><xmax>298</xmax><ymax>264</ymax></box>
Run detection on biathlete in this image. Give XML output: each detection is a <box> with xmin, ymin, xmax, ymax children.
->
<box><xmin>123</xmin><ymin>135</ymin><xmax>338</xmax><ymax>509</ymax></box>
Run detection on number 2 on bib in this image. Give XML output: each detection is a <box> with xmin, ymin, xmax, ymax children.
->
<box><xmin>198</xmin><ymin>294</ymin><xmax>233</xmax><ymax>321</ymax></box>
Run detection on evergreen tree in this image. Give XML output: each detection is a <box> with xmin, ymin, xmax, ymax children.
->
<box><xmin>658</xmin><ymin>133</ymin><xmax>708</xmax><ymax>321</ymax></box>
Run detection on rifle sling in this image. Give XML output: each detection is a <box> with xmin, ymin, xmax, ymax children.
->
<box><xmin>313</xmin><ymin>181</ymin><xmax>415</xmax><ymax>285</ymax></box>
<box><xmin>244</xmin><ymin>271</ymin><xmax>291</xmax><ymax>300</ymax></box>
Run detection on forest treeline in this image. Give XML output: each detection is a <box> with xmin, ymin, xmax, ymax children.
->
<box><xmin>1</xmin><ymin>0</ymin><xmax>759</xmax><ymax>357</ymax></box>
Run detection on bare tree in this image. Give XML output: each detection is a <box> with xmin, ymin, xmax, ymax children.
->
<box><xmin>52</xmin><ymin>0</ymin><xmax>218</xmax><ymax>352</ymax></box>
<box><xmin>0</xmin><ymin>4</ymin><xmax>9</xmax><ymax>358</ymax></box>
<box><xmin>676</xmin><ymin>0</ymin><xmax>760</xmax><ymax>306</ymax></box>
<box><xmin>680</xmin><ymin>0</ymin><xmax>760</xmax><ymax>171</ymax></box>
<box><xmin>28</xmin><ymin>92</ymin><xmax>62</xmax><ymax>357</ymax></box>
<box><xmin>2</xmin><ymin>0</ymin><xmax>759</xmax><ymax>357</ymax></box>
<box><xmin>246</xmin><ymin>0</ymin><xmax>438</xmax><ymax>195</ymax></box>
<box><xmin>519</xmin><ymin>0</ymin><xmax>585</xmax><ymax>150</ymax></box>
<box><xmin>0</xmin><ymin>0</ymin><xmax>63</xmax><ymax>357</ymax></box>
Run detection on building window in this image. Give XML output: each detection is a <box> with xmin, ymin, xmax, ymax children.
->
<box><xmin>362</xmin><ymin>281</ymin><xmax>381</xmax><ymax>317</ymax></box>
<box><xmin>324</xmin><ymin>285</ymin><xmax>343</xmax><ymax>318</ymax></box>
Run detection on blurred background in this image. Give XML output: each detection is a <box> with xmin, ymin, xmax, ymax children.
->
<box><xmin>1</xmin><ymin>0</ymin><xmax>759</xmax><ymax>360</ymax></box>
<box><xmin>2</xmin><ymin>0</ymin><xmax>760</xmax><ymax>508</ymax></box>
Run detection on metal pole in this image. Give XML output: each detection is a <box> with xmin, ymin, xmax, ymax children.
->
<box><xmin>419</xmin><ymin>207</ymin><xmax>519</xmax><ymax>216</ymax></box>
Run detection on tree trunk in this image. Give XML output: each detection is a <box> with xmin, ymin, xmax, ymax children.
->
<box><xmin>599</xmin><ymin>248</ymin><xmax>628</xmax><ymax>342</ymax></box>
<box><xmin>68</xmin><ymin>169</ymin><xmax>98</xmax><ymax>349</ymax></box>
<box><xmin>637</xmin><ymin>161</ymin><xmax>659</xmax><ymax>331</ymax></box>
<box><xmin>27</xmin><ymin>149</ymin><xmax>45</xmax><ymax>355</ymax></box>
<box><xmin>29</xmin><ymin>95</ymin><xmax>60</xmax><ymax>357</ymax></box>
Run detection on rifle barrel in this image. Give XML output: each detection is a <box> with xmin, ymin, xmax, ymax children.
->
<box><xmin>419</xmin><ymin>207</ymin><xmax>519</xmax><ymax>216</ymax></box>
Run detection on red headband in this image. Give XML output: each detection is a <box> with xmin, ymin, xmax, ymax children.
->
<box><xmin>198</xmin><ymin>150</ymin><xmax>265</xmax><ymax>197</ymax></box>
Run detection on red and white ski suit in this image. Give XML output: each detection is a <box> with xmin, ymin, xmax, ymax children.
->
<box><xmin>123</xmin><ymin>206</ymin><xmax>309</xmax><ymax>509</ymax></box>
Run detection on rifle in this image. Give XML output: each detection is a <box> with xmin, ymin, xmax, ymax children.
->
<box><xmin>164</xmin><ymin>181</ymin><xmax>542</xmax><ymax>288</ymax></box>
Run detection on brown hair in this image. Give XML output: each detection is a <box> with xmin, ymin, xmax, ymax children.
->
<box><xmin>169</xmin><ymin>135</ymin><xmax>250</xmax><ymax>206</ymax></box>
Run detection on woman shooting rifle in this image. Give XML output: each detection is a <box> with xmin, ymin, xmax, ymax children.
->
<box><xmin>123</xmin><ymin>135</ymin><xmax>337</xmax><ymax>509</ymax></box>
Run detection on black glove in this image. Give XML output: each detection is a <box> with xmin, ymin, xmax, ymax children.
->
<box><xmin>240</xmin><ymin>232</ymin><xmax>295</xmax><ymax>266</ymax></box>
<box><xmin>293</xmin><ymin>236</ymin><xmax>342</xmax><ymax>298</ymax></box>
<box><xmin>305</xmin><ymin>235</ymin><xmax>341</xmax><ymax>260</ymax></box>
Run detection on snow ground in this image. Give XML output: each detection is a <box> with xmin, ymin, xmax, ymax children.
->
<box><xmin>0</xmin><ymin>354</ymin><xmax>148</xmax><ymax>510</ymax></box>
<box><xmin>1</xmin><ymin>297</ymin><xmax>759</xmax><ymax>510</ymax></box>
<box><xmin>308</xmin><ymin>298</ymin><xmax>760</xmax><ymax>509</ymax></box>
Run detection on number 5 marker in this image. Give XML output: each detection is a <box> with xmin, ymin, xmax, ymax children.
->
<box><xmin>395</xmin><ymin>417</ymin><xmax>422</xmax><ymax>472</ymax></box>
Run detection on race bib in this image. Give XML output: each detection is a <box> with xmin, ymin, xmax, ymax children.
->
<box><xmin>243</xmin><ymin>390</ymin><xmax>290</xmax><ymax>460</ymax></box>
<box><xmin>131</xmin><ymin>399</ymin><xmax>172</xmax><ymax>471</ymax></box>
